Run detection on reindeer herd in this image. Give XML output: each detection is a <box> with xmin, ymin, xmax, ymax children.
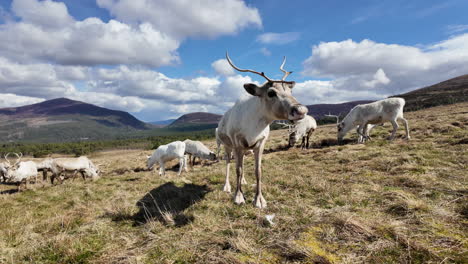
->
<box><xmin>1</xmin><ymin>53</ymin><xmax>411</xmax><ymax>209</ymax></box>
<box><xmin>0</xmin><ymin>154</ymin><xmax>100</xmax><ymax>191</ymax></box>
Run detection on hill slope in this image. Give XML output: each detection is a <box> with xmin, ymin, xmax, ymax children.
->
<box><xmin>0</xmin><ymin>98</ymin><xmax>150</xmax><ymax>142</ymax></box>
<box><xmin>395</xmin><ymin>74</ymin><xmax>468</xmax><ymax>111</ymax></box>
<box><xmin>169</xmin><ymin>112</ymin><xmax>222</xmax><ymax>127</ymax></box>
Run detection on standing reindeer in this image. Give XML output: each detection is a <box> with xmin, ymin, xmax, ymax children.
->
<box><xmin>217</xmin><ymin>53</ymin><xmax>308</xmax><ymax>208</ymax></box>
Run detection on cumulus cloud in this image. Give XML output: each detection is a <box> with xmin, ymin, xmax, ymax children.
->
<box><xmin>256</xmin><ymin>32</ymin><xmax>301</xmax><ymax>45</ymax></box>
<box><xmin>11</xmin><ymin>0</ymin><xmax>74</xmax><ymax>29</ymax></box>
<box><xmin>92</xmin><ymin>66</ymin><xmax>221</xmax><ymax>105</ymax></box>
<box><xmin>96</xmin><ymin>0</ymin><xmax>262</xmax><ymax>39</ymax></box>
<box><xmin>0</xmin><ymin>93</ymin><xmax>44</xmax><ymax>108</ymax></box>
<box><xmin>363</xmin><ymin>68</ymin><xmax>390</xmax><ymax>88</ymax></box>
<box><xmin>0</xmin><ymin>16</ymin><xmax>180</xmax><ymax>67</ymax></box>
<box><xmin>302</xmin><ymin>34</ymin><xmax>468</xmax><ymax>97</ymax></box>
<box><xmin>212</xmin><ymin>59</ymin><xmax>235</xmax><ymax>76</ymax></box>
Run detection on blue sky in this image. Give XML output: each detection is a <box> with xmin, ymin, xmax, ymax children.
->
<box><xmin>0</xmin><ymin>0</ymin><xmax>467</xmax><ymax>121</ymax></box>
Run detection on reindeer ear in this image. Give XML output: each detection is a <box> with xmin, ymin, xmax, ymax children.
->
<box><xmin>243</xmin><ymin>83</ymin><xmax>263</xmax><ymax>96</ymax></box>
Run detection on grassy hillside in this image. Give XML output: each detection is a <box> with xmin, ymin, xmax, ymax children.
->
<box><xmin>395</xmin><ymin>74</ymin><xmax>468</xmax><ymax>112</ymax></box>
<box><xmin>0</xmin><ymin>103</ymin><xmax>467</xmax><ymax>263</ymax></box>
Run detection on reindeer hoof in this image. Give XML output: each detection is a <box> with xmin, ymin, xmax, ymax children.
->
<box><xmin>223</xmin><ymin>183</ymin><xmax>231</xmax><ymax>193</ymax></box>
<box><xmin>253</xmin><ymin>194</ymin><xmax>267</xmax><ymax>209</ymax></box>
<box><xmin>234</xmin><ymin>191</ymin><xmax>245</xmax><ymax>205</ymax></box>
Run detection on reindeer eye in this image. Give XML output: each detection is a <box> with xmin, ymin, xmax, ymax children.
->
<box><xmin>267</xmin><ymin>90</ymin><xmax>277</xmax><ymax>98</ymax></box>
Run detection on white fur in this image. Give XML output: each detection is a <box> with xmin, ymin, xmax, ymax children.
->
<box><xmin>0</xmin><ymin>162</ymin><xmax>7</xmax><ymax>182</ymax></box>
<box><xmin>184</xmin><ymin>139</ymin><xmax>216</xmax><ymax>165</ymax></box>
<box><xmin>147</xmin><ymin>141</ymin><xmax>187</xmax><ymax>176</ymax></box>
<box><xmin>50</xmin><ymin>156</ymin><xmax>100</xmax><ymax>183</ymax></box>
<box><xmin>5</xmin><ymin>161</ymin><xmax>38</xmax><ymax>190</ymax></box>
<box><xmin>337</xmin><ymin>97</ymin><xmax>410</xmax><ymax>142</ymax></box>
<box><xmin>289</xmin><ymin>115</ymin><xmax>317</xmax><ymax>148</ymax></box>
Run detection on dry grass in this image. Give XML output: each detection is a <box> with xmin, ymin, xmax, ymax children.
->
<box><xmin>1</xmin><ymin>103</ymin><xmax>467</xmax><ymax>263</ymax></box>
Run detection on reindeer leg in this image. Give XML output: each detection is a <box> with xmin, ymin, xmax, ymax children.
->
<box><xmin>223</xmin><ymin>147</ymin><xmax>232</xmax><ymax>193</ymax></box>
<box><xmin>389</xmin><ymin>120</ymin><xmax>399</xmax><ymax>140</ymax></box>
<box><xmin>306</xmin><ymin>130</ymin><xmax>313</xmax><ymax>149</ymax></box>
<box><xmin>400</xmin><ymin>117</ymin><xmax>411</xmax><ymax>140</ymax></box>
<box><xmin>177</xmin><ymin>157</ymin><xmax>184</xmax><ymax>176</ymax></box>
<box><xmin>233</xmin><ymin>149</ymin><xmax>245</xmax><ymax>205</ymax></box>
<box><xmin>253</xmin><ymin>141</ymin><xmax>267</xmax><ymax>208</ymax></box>
<box><xmin>241</xmin><ymin>152</ymin><xmax>247</xmax><ymax>185</ymax></box>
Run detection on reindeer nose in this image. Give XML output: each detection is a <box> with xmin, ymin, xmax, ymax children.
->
<box><xmin>291</xmin><ymin>105</ymin><xmax>308</xmax><ymax>116</ymax></box>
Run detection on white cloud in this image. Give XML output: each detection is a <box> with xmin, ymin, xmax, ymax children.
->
<box><xmin>0</xmin><ymin>16</ymin><xmax>180</xmax><ymax>67</ymax></box>
<box><xmin>363</xmin><ymin>68</ymin><xmax>390</xmax><ymax>88</ymax></box>
<box><xmin>0</xmin><ymin>93</ymin><xmax>44</xmax><ymax>108</ymax></box>
<box><xmin>256</xmin><ymin>32</ymin><xmax>301</xmax><ymax>45</ymax></box>
<box><xmin>303</xmin><ymin>34</ymin><xmax>468</xmax><ymax>96</ymax></box>
<box><xmin>96</xmin><ymin>0</ymin><xmax>262</xmax><ymax>39</ymax></box>
<box><xmin>212</xmin><ymin>59</ymin><xmax>235</xmax><ymax>76</ymax></box>
<box><xmin>12</xmin><ymin>0</ymin><xmax>73</xmax><ymax>29</ymax></box>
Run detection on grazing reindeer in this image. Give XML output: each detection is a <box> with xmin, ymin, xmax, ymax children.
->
<box><xmin>288</xmin><ymin>115</ymin><xmax>317</xmax><ymax>149</ymax></box>
<box><xmin>326</xmin><ymin>114</ymin><xmax>376</xmax><ymax>143</ymax></box>
<box><xmin>217</xmin><ymin>53</ymin><xmax>308</xmax><ymax>208</ymax></box>
<box><xmin>335</xmin><ymin>98</ymin><xmax>410</xmax><ymax>143</ymax></box>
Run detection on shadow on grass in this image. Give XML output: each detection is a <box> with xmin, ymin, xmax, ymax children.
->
<box><xmin>109</xmin><ymin>182</ymin><xmax>211</xmax><ymax>227</ymax></box>
<box><xmin>133</xmin><ymin>182</ymin><xmax>211</xmax><ymax>226</ymax></box>
<box><xmin>311</xmin><ymin>138</ymin><xmax>355</xmax><ymax>148</ymax></box>
<box><xmin>264</xmin><ymin>144</ymin><xmax>291</xmax><ymax>154</ymax></box>
<box><xmin>0</xmin><ymin>188</ymin><xmax>19</xmax><ymax>195</ymax></box>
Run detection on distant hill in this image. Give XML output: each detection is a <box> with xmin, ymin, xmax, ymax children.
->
<box><xmin>0</xmin><ymin>98</ymin><xmax>151</xmax><ymax>142</ymax></box>
<box><xmin>394</xmin><ymin>74</ymin><xmax>468</xmax><ymax>111</ymax></box>
<box><xmin>169</xmin><ymin>112</ymin><xmax>222</xmax><ymax>127</ymax></box>
<box><xmin>306</xmin><ymin>100</ymin><xmax>375</xmax><ymax>119</ymax></box>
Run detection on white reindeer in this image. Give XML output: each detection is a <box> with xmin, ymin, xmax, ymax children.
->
<box><xmin>49</xmin><ymin>156</ymin><xmax>100</xmax><ymax>184</ymax></box>
<box><xmin>288</xmin><ymin>115</ymin><xmax>317</xmax><ymax>149</ymax></box>
<box><xmin>147</xmin><ymin>141</ymin><xmax>187</xmax><ymax>177</ymax></box>
<box><xmin>336</xmin><ymin>98</ymin><xmax>410</xmax><ymax>143</ymax></box>
<box><xmin>184</xmin><ymin>139</ymin><xmax>216</xmax><ymax>167</ymax></box>
<box><xmin>218</xmin><ymin>53</ymin><xmax>308</xmax><ymax>208</ymax></box>
<box><xmin>3</xmin><ymin>153</ymin><xmax>38</xmax><ymax>191</ymax></box>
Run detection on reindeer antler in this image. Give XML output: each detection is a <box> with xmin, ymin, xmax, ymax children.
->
<box><xmin>4</xmin><ymin>153</ymin><xmax>12</xmax><ymax>166</ymax></box>
<box><xmin>13</xmin><ymin>152</ymin><xmax>22</xmax><ymax>166</ymax></box>
<box><xmin>226</xmin><ymin>52</ymin><xmax>274</xmax><ymax>82</ymax></box>
<box><xmin>226</xmin><ymin>52</ymin><xmax>295</xmax><ymax>84</ymax></box>
<box><xmin>279</xmin><ymin>56</ymin><xmax>293</xmax><ymax>81</ymax></box>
